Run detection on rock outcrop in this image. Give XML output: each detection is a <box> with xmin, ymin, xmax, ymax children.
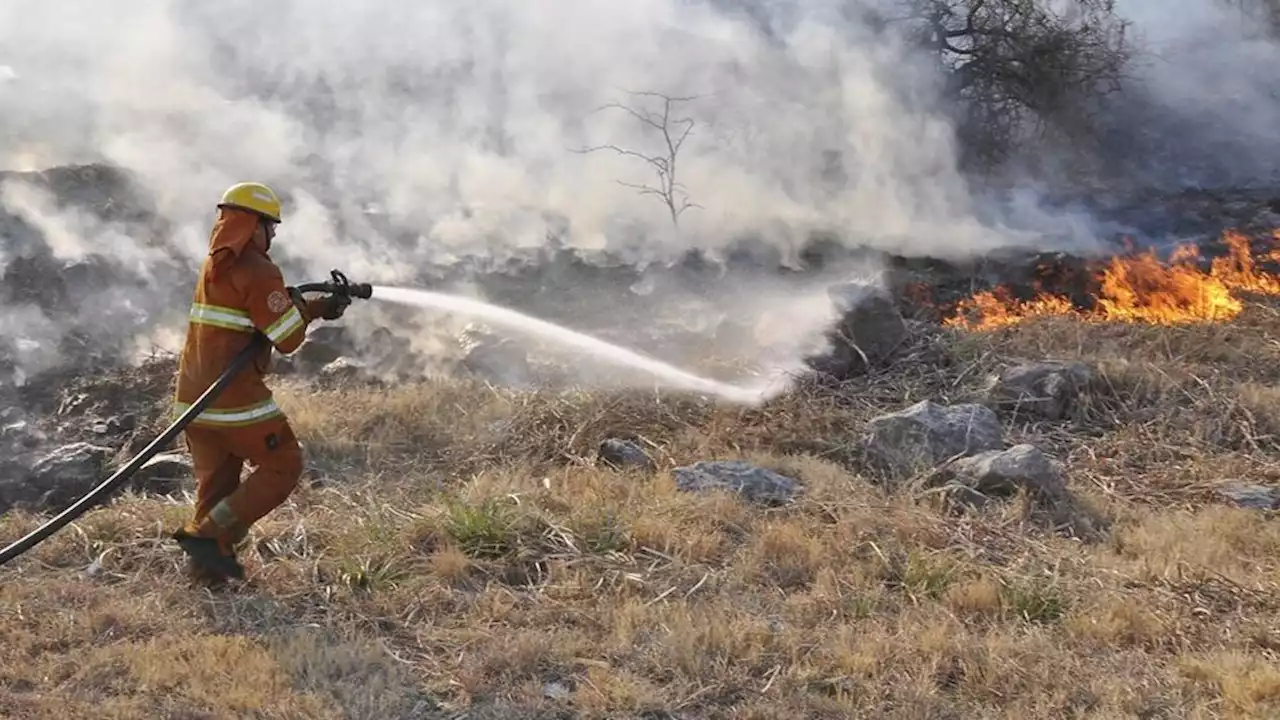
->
<box><xmin>597</xmin><ymin>438</ymin><xmax>655</xmax><ymax>471</ymax></box>
<box><xmin>131</xmin><ymin>451</ymin><xmax>194</xmax><ymax>496</ymax></box>
<box><xmin>6</xmin><ymin>442</ymin><xmax>114</xmax><ymax>511</ymax></box>
<box><xmin>671</xmin><ymin>460</ymin><xmax>803</xmax><ymax>506</ymax></box>
<box><xmin>864</xmin><ymin>400</ymin><xmax>1004</xmax><ymax>480</ymax></box>
<box><xmin>1218</xmin><ymin>483</ymin><xmax>1280</xmax><ymax>510</ymax></box>
<box><xmin>984</xmin><ymin>361</ymin><xmax>1093</xmax><ymax>421</ymax></box>
<box><xmin>458</xmin><ymin>324</ymin><xmax>533</xmax><ymax>387</ymax></box>
<box><xmin>926</xmin><ymin>444</ymin><xmax>1069</xmax><ymax>507</ymax></box>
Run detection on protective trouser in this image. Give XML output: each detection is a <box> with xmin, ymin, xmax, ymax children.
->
<box><xmin>180</xmin><ymin>416</ymin><xmax>304</xmax><ymax>554</ymax></box>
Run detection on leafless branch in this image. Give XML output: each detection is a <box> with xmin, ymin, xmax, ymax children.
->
<box><xmin>570</xmin><ymin>90</ymin><xmax>705</xmax><ymax>227</ymax></box>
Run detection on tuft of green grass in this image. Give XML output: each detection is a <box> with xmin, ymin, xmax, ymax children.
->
<box><xmin>1001</xmin><ymin>576</ymin><xmax>1068</xmax><ymax>624</ymax></box>
<box><xmin>878</xmin><ymin>548</ymin><xmax>961</xmax><ymax>602</ymax></box>
<box><xmin>335</xmin><ymin>553</ymin><xmax>411</xmax><ymax>593</ymax></box>
<box><xmin>444</xmin><ymin>498</ymin><xmax>524</xmax><ymax>559</ymax></box>
<box><xmin>569</xmin><ymin>507</ymin><xmax>631</xmax><ymax>555</ymax></box>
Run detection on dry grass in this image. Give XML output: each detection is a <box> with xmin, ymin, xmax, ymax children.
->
<box><xmin>5</xmin><ymin>300</ymin><xmax>1280</xmax><ymax>719</ymax></box>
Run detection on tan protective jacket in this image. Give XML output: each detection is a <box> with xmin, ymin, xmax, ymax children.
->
<box><xmin>173</xmin><ymin>207</ymin><xmax>320</xmax><ymax>427</ymax></box>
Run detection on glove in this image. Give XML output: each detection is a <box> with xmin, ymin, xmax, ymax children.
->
<box><xmin>311</xmin><ymin>294</ymin><xmax>351</xmax><ymax>321</ymax></box>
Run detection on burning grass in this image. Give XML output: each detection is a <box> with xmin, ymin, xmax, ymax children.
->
<box><xmin>5</xmin><ymin>235</ymin><xmax>1280</xmax><ymax>717</ymax></box>
<box><xmin>946</xmin><ymin>228</ymin><xmax>1280</xmax><ymax>330</ymax></box>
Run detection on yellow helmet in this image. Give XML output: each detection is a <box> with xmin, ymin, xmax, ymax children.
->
<box><xmin>217</xmin><ymin>182</ymin><xmax>282</xmax><ymax>223</ymax></box>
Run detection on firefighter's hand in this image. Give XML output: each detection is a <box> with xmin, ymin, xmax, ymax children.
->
<box><xmin>315</xmin><ymin>294</ymin><xmax>351</xmax><ymax>321</ymax></box>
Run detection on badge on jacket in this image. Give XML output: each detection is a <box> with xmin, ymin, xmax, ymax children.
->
<box><xmin>267</xmin><ymin>290</ymin><xmax>290</xmax><ymax>314</ymax></box>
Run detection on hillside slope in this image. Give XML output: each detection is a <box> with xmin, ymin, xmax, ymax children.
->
<box><xmin>4</xmin><ymin>297</ymin><xmax>1280</xmax><ymax>719</ymax></box>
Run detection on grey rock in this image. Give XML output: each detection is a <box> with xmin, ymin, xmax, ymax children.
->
<box><xmin>131</xmin><ymin>452</ymin><xmax>193</xmax><ymax>495</ymax></box>
<box><xmin>459</xmin><ymin>325</ymin><xmax>532</xmax><ymax>387</ymax></box>
<box><xmin>864</xmin><ymin>400</ymin><xmax>1004</xmax><ymax>480</ymax></box>
<box><xmin>597</xmin><ymin>438</ymin><xmax>655</xmax><ymax>471</ymax></box>
<box><xmin>672</xmin><ymin>460</ymin><xmax>802</xmax><ymax>506</ymax></box>
<box><xmin>270</xmin><ymin>354</ymin><xmax>298</xmax><ymax>376</ymax></box>
<box><xmin>318</xmin><ymin>357</ymin><xmax>368</xmax><ymax>385</ymax></box>
<box><xmin>292</xmin><ymin>325</ymin><xmax>350</xmax><ymax>373</ymax></box>
<box><xmin>984</xmin><ymin>361</ymin><xmax>1093</xmax><ymax>420</ymax></box>
<box><xmin>361</xmin><ymin>326</ymin><xmax>414</xmax><ymax>370</ymax></box>
<box><xmin>806</xmin><ymin>282</ymin><xmax>908</xmax><ymax>379</ymax></box>
<box><xmin>542</xmin><ymin>680</ymin><xmax>572</xmax><ymax>700</ymax></box>
<box><xmin>933</xmin><ymin>444</ymin><xmax>1068</xmax><ymax>505</ymax></box>
<box><xmin>17</xmin><ymin>442</ymin><xmax>114</xmax><ymax>509</ymax></box>
<box><xmin>1218</xmin><ymin>483</ymin><xmax>1280</xmax><ymax>510</ymax></box>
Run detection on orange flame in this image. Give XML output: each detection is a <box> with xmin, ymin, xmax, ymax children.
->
<box><xmin>1211</xmin><ymin>230</ymin><xmax>1280</xmax><ymax>295</ymax></box>
<box><xmin>943</xmin><ymin>288</ymin><xmax>1076</xmax><ymax>330</ymax></box>
<box><xmin>945</xmin><ymin>229</ymin><xmax>1280</xmax><ymax>330</ymax></box>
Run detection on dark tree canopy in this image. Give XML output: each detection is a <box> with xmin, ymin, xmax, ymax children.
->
<box><xmin>876</xmin><ymin>0</ymin><xmax>1132</xmax><ymax>169</ymax></box>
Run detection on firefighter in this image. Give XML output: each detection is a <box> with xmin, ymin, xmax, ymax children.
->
<box><xmin>171</xmin><ymin>181</ymin><xmax>349</xmax><ymax>583</ymax></box>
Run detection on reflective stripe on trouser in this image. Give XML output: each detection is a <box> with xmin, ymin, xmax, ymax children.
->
<box><xmin>173</xmin><ymin>397</ymin><xmax>283</xmax><ymax>428</ymax></box>
<box><xmin>184</xmin><ymin>419</ymin><xmax>304</xmax><ymax>546</ymax></box>
<box><xmin>208</xmin><ymin>499</ymin><xmax>249</xmax><ymax>544</ymax></box>
<box><xmin>189</xmin><ymin>302</ymin><xmax>254</xmax><ymax>333</ymax></box>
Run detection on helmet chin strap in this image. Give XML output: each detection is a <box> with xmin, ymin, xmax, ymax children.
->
<box><xmin>261</xmin><ymin>219</ymin><xmax>275</xmax><ymax>252</ymax></box>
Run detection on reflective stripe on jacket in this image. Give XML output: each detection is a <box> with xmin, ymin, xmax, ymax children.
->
<box><xmin>174</xmin><ymin>207</ymin><xmax>314</xmax><ymax>427</ymax></box>
<box><xmin>172</xmin><ymin>398</ymin><xmax>284</xmax><ymax>427</ymax></box>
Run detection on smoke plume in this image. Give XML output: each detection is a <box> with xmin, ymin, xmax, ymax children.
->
<box><xmin>1102</xmin><ymin>0</ymin><xmax>1280</xmax><ymax>188</ymax></box>
<box><xmin>0</xmin><ymin>0</ymin><xmax>1275</xmax><ymax>390</ymax></box>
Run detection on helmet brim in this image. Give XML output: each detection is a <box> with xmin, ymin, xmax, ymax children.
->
<box><xmin>217</xmin><ymin>202</ymin><xmax>281</xmax><ymax>224</ymax></box>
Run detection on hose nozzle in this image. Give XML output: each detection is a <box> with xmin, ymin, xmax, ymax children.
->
<box><xmin>294</xmin><ymin>269</ymin><xmax>373</xmax><ymax>299</ymax></box>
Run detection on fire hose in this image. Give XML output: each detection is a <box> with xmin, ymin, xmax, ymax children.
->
<box><xmin>0</xmin><ymin>270</ymin><xmax>373</xmax><ymax>569</ymax></box>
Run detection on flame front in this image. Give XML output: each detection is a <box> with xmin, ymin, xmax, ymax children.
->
<box><xmin>945</xmin><ymin>229</ymin><xmax>1280</xmax><ymax>330</ymax></box>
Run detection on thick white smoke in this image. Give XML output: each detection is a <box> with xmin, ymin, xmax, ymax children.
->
<box><xmin>0</xmin><ymin>0</ymin><xmax>1086</xmax><ymax>270</ymax></box>
<box><xmin>0</xmin><ymin>0</ymin><xmax>1273</xmax><ymax>390</ymax></box>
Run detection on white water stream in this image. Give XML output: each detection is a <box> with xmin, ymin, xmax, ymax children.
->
<box><xmin>371</xmin><ymin>286</ymin><xmax>794</xmax><ymax>405</ymax></box>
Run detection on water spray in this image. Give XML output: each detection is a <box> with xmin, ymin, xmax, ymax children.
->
<box><xmin>369</xmin><ymin>286</ymin><xmax>792</xmax><ymax>405</ymax></box>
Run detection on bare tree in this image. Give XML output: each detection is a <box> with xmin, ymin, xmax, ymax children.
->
<box><xmin>875</xmin><ymin>0</ymin><xmax>1132</xmax><ymax>169</ymax></box>
<box><xmin>573</xmin><ymin>90</ymin><xmax>703</xmax><ymax>227</ymax></box>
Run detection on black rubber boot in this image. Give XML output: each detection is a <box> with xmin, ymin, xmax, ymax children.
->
<box><xmin>173</xmin><ymin>529</ymin><xmax>245</xmax><ymax>582</ymax></box>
